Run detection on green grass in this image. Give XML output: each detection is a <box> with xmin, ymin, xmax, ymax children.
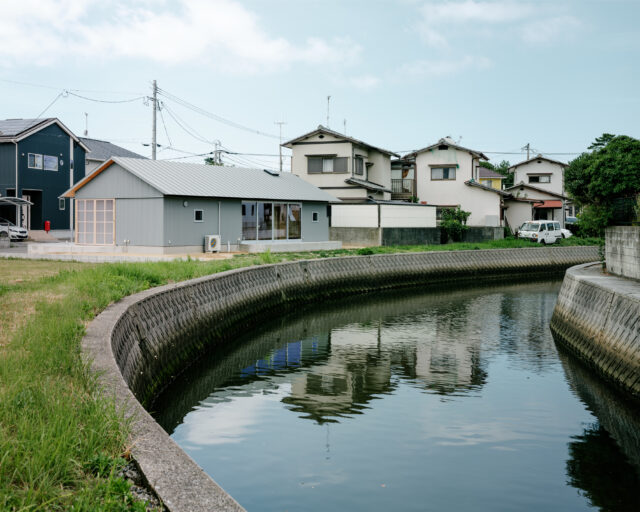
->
<box><xmin>0</xmin><ymin>237</ymin><xmax>601</xmax><ymax>510</ymax></box>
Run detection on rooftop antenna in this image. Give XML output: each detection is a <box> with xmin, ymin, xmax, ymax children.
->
<box><xmin>83</xmin><ymin>112</ymin><xmax>88</xmax><ymax>137</ymax></box>
<box><xmin>343</xmin><ymin>119</ymin><xmax>347</xmax><ymax>135</ymax></box>
<box><xmin>326</xmin><ymin>95</ymin><xmax>331</xmax><ymax>128</ymax></box>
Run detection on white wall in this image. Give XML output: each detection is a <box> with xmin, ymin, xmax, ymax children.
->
<box><xmin>331</xmin><ymin>204</ymin><xmax>378</xmax><ymax>228</ymax></box>
<box><xmin>415</xmin><ymin>148</ymin><xmax>501</xmax><ymax>226</ymax></box>
<box><xmin>331</xmin><ymin>204</ymin><xmax>436</xmax><ymax>228</ymax></box>
<box><xmin>512</xmin><ymin>159</ymin><xmax>565</xmax><ymax>196</ymax></box>
<box><xmin>504</xmin><ymin>200</ymin><xmax>533</xmax><ymax>232</ymax></box>
<box><xmin>380</xmin><ymin>205</ymin><xmax>436</xmax><ymax>227</ymax></box>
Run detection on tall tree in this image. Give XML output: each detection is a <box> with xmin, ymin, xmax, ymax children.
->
<box><xmin>565</xmin><ymin>134</ymin><xmax>640</xmax><ymax>235</ymax></box>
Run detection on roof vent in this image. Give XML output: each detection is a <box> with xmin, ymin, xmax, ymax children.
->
<box><xmin>263</xmin><ymin>169</ymin><xmax>280</xmax><ymax>176</ymax></box>
<box><xmin>438</xmin><ymin>144</ymin><xmax>449</xmax><ymax>151</ymax></box>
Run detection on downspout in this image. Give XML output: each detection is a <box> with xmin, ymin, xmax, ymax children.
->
<box><xmin>69</xmin><ymin>138</ymin><xmax>74</xmax><ymax>239</ymax></box>
<box><xmin>218</xmin><ymin>200</ymin><xmax>221</xmax><ymax>247</ymax></box>
<box><xmin>13</xmin><ymin>141</ymin><xmax>18</xmax><ymax>226</ymax></box>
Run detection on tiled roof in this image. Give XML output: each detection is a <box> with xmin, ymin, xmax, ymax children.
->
<box><xmin>80</xmin><ymin>138</ymin><xmax>146</xmax><ymax>161</ymax></box>
<box><xmin>0</xmin><ymin>118</ymin><xmax>51</xmax><ymax>137</ymax></box>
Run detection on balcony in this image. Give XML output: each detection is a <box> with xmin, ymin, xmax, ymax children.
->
<box><xmin>391</xmin><ymin>178</ymin><xmax>415</xmax><ymax>200</ymax></box>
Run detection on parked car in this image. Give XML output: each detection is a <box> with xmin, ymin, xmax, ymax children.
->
<box><xmin>517</xmin><ymin>221</ymin><xmax>562</xmax><ymax>244</ymax></box>
<box><xmin>0</xmin><ymin>217</ymin><xmax>28</xmax><ymax>241</ymax></box>
<box><xmin>560</xmin><ymin>228</ymin><xmax>573</xmax><ymax>239</ymax></box>
<box><xmin>565</xmin><ymin>216</ymin><xmax>578</xmax><ymax>224</ymax></box>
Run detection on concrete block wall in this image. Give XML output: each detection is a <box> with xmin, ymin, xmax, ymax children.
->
<box><xmin>87</xmin><ymin>246</ymin><xmax>599</xmax><ymax>512</ymax></box>
<box><xmin>550</xmin><ymin>262</ymin><xmax>640</xmax><ymax>399</ymax></box>
<box><xmin>606</xmin><ymin>226</ymin><xmax>640</xmax><ymax>280</ymax></box>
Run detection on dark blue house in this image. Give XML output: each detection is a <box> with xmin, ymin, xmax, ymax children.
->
<box><xmin>0</xmin><ymin>118</ymin><xmax>88</xmax><ymax>231</ymax></box>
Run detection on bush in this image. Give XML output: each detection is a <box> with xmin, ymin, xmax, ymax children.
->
<box><xmin>576</xmin><ymin>204</ymin><xmax>612</xmax><ymax>238</ymax></box>
<box><xmin>441</xmin><ymin>207</ymin><xmax>471</xmax><ymax>242</ymax></box>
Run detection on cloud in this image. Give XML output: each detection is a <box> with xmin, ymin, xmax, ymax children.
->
<box><xmin>399</xmin><ymin>55</ymin><xmax>492</xmax><ymax>77</ymax></box>
<box><xmin>416</xmin><ymin>1</ymin><xmax>581</xmax><ymax>48</ymax></box>
<box><xmin>0</xmin><ymin>0</ymin><xmax>361</xmax><ymax>73</ymax></box>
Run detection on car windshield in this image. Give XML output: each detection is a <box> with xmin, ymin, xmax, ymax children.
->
<box><xmin>520</xmin><ymin>222</ymin><xmax>537</xmax><ymax>231</ymax></box>
<box><xmin>0</xmin><ymin>217</ymin><xmax>14</xmax><ymax>226</ymax></box>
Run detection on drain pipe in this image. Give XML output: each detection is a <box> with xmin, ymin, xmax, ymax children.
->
<box><xmin>218</xmin><ymin>201</ymin><xmax>222</xmax><ymax>250</ymax></box>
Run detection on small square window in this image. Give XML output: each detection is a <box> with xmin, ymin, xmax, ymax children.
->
<box><xmin>43</xmin><ymin>155</ymin><xmax>58</xmax><ymax>171</ymax></box>
<box><xmin>312</xmin><ymin>212</ymin><xmax>319</xmax><ymax>222</ymax></box>
<box><xmin>59</xmin><ymin>198</ymin><xmax>65</xmax><ymax>210</ymax></box>
<box><xmin>194</xmin><ymin>209</ymin><xmax>203</xmax><ymax>222</ymax></box>
<box><xmin>28</xmin><ymin>153</ymin><xmax>43</xmax><ymax>169</ymax></box>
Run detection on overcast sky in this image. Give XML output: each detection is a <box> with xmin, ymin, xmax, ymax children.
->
<box><xmin>1</xmin><ymin>0</ymin><xmax>638</xmax><ymax>170</ymax></box>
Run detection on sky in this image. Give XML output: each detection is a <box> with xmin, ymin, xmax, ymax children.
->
<box><xmin>1</xmin><ymin>0</ymin><xmax>638</xmax><ymax>171</ymax></box>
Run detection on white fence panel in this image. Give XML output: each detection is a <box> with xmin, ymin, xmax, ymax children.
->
<box><xmin>380</xmin><ymin>205</ymin><xmax>436</xmax><ymax>228</ymax></box>
<box><xmin>331</xmin><ymin>204</ymin><xmax>378</xmax><ymax>228</ymax></box>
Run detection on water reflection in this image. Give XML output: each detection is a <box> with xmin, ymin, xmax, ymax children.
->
<box><xmin>154</xmin><ymin>281</ymin><xmax>561</xmax><ymax>428</ymax></box>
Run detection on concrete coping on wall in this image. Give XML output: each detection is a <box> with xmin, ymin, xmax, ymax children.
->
<box><xmin>83</xmin><ymin>246</ymin><xmax>600</xmax><ymax>511</ymax></box>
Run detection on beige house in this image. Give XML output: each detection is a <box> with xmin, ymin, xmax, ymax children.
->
<box><xmin>283</xmin><ymin>126</ymin><xmax>398</xmax><ymax>202</ymax></box>
<box><xmin>504</xmin><ymin>155</ymin><xmax>571</xmax><ymax>230</ymax></box>
<box><xmin>404</xmin><ymin>137</ymin><xmax>507</xmax><ymax>227</ymax></box>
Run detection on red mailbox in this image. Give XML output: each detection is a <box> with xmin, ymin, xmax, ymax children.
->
<box><xmin>44</xmin><ymin>220</ymin><xmax>51</xmax><ymax>233</ymax></box>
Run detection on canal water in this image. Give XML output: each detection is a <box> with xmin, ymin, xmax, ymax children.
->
<box><xmin>153</xmin><ymin>281</ymin><xmax>640</xmax><ymax>512</ymax></box>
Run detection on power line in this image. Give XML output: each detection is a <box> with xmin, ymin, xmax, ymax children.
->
<box><xmin>157</xmin><ymin>86</ymin><xmax>281</xmax><ymax>140</ymax></box>
<box><xmin>66</xmin><ymin>91</ymin><xmax>146</xmax><ymax>104</ymax></box>
<box><xmin>35</xmin><ymin>91</ymin><xmax>65</xmax><ymax>118</ymax></box>
<box><xmin>158</xmin><ymin>102</ymin><xmax>173</xmax><ymax>148</ymax></box>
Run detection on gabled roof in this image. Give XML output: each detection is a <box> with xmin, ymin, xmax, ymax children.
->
<box><xmin>0</xmin><ymin>118</ymin><xmax>90</xmax><ymax>151</ymax></box>
<box><xmin>80</xmin><ymin>138</ymin><xmax>146</xmax><ymax>161</ymax></box>
<box><xmin>464</xmin><ymin>180</ymin><xmax>511</xmax><ymax>197</ymax></box>
<box><xmin>282</xmin><ymin>125</ymin><xmax>399</xmax><ymax>157</ymax></box>
<box><xmin>504</xmin><ymin>181</ymin><xmax>567</xmax><ymax>199</ymax></box>
<box><xmin>407</xmin><ymin>137</ymin><xmax>488</xmax><ymax>160</ymax></box>
<box><xmin>478</xmin><ymin>167</ymin><xmax>505</xmax><ymax>179</ymax></box>
<box><xmin>345</xmin><ymin>177</ymin><xmax>392</xmax><ymax>193</ymax></box>
<box><xmin>508</xmin><ymin>154</ymin><xmax>567</xmax><ymax>171</ymax></box>
<box><xmin>63</xmin><ymin>157</ymin><xmax>338</xmax><ymax>203</ymax></box>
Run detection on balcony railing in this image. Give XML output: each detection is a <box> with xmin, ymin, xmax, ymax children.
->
<box><xmin>391</xmin><ymin>178</ymin><xmax>415</xmax><ymax>197</ymax></box>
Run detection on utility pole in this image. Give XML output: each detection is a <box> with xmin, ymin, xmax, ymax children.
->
<box><xmin>274</xmin><ymin>121</ymin><xmax>286</xmax><ymax>172</ymax></box>
<box><xmin>326</xmin><ymin>95</ymin><xmax>331</xmax><ymax>128</ymax></box>
<box><xmin>151</xmin><ymin>80</ymin><xmax>158</xmax><ymax>160</ymax></box>
<box><xmin>214</xmin><ymin>140</ymin><xmax>222</xmax><ymax>165</ymax></box>
<box><xmin>522</xmin><ymin>143</ymin><xmax>530</xmax><ymax>160</ymax></box>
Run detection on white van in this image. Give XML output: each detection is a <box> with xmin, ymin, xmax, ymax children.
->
<box><xmin>517</xmin><ymin>221</ymin><xmax>562</xmax><ymax>244</ymax></box>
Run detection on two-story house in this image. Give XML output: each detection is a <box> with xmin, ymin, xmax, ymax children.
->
<box><xmin>0</xmin><ymin>118</ymin><xmax>88</xmax><ymax>232</ymax></box>
<box><xmin>283</xmin><ymin>126</ymin><xmax>399</xmax><ymax>202</ymax></box>
<box><xmin>503</xmin><ymin>154</ymin><xmax>569</xmax><ymax>230</ymax></box>
<box><xmin>403</xmin><ymin>137</ymin><xmax>507</xmax><ymax>226</ymax></box>
<box><xmin>80</xmin><ymin>137</ymin><xmax>146</xmax><ymax>176</ymax></box>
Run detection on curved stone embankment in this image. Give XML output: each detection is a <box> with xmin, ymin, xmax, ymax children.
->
<box><xmin>83</xmin><ymin>246</ymin><xmax>598</xmax><ymax>512</ymax></box>
<box><xmin>550</xmin><ymin>262</ymin><xmax>640</xmax><ymax>400</ymax></box>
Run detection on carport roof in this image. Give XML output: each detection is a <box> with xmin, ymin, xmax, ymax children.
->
<box><xmin>64</xmin><ymin>157</ymin><xmax>339</xmax><ymax>203</ymax></box>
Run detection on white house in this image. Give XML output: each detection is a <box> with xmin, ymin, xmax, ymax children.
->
<box><xmin>503</xmin><ymin>155</ymin><xmax>571</xmax><ymax>230</ymax></box>
<box><xmin>405</xmin><ymin>137</ymin><xmax>507</xmax><ymax>227</ymax></box>
<box><xmin>283</xmin><ymin>125</ymin><xmax>399</xmax><ymax>202</ymax></box>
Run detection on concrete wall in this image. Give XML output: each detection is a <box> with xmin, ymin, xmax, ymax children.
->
<box><xmin>331</xmin><ymin>203</ymin><xmax>436</xmax><ymax>229</ymax></box>
<box><xmin>330</xmin><ymin>226</ymin><xmax>380</xmax><ymax>246</ymax></box>
<box><xmin>550</xmin><ymin>262</ymin><xmax>640</xmax><ymax>399</ymax></box>
<box><xmin>331</xmin><ymin>204</ymin><xmax>378</xmax><ymax>228</ymax></box>
<box><xmin>504</xmin><ymin>200</ymin><xmax>533</xmax><ymax>232</ymax></box>
<box><xmin>381</xmin><ymin>227</ymin><xmax>441</xmax><ymax>246</ymax></box>
<box><xmin>84</xmin><ymin>245</ymin><xmax>599</xmax><ymax>512</ymax></box>
<box><xmin>606</xmin><ymin>226</ymin><xmax>640</xmax><ymax>280</ymax></box>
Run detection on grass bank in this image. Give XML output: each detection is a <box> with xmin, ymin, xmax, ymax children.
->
<box><xmin>0</xmin><ymin>238</ymin><xmax>601</xmax><ymax>510</ymax></box>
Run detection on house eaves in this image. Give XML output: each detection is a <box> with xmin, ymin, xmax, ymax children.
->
<box><xmin>508</xmin><ymin>154</ymin><xmax>568</xmax><ymax>171</ymax></box>
<box><xmin>345</xmin><ymin>177</ymin><xmax>392</xmax><ymax>193</ymax></box>
<box><xmin>282</xmin><ymin>125</ymin><xmax>399</xmax><ymax>158</ymax></box>
<box><xmin>464</xmin><ymin>180</ymin><xmax>511</xmax><ymax>197</ymax></box>
<box><xmin>0</xmin><ymin>118</ymin><xmax>90</xmax><ymax>151</ymax></box>
<box><xmin>504</xmin><ymin>181</ymin><xmax>568</xmax><ymax>199</ymax></box>
<box><xmin>407</xmin><ymin>138</ymin><xmax>489</xmax><ymax>161</ymax></box>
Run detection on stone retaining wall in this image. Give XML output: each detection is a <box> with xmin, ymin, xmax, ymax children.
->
<box><xmin>550</xmin><ymin>262</ymin><xmax>640</xmax><ymax>399</ymax></box>
<box><xmin>606</xmin><ymin>226</ymin><xmax>640</xmax><ymax>280</ymax></box>
<box><xmin>84</xmin><ymin>246</ymin><xmax>598</xmax><ymax>512</ymax></box>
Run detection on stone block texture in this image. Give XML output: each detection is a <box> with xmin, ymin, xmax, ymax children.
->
<box><xmin>606</xmin><ymin>226</ymin><xmax>640</xmax><ymax>280</ymax></box>
<box><xmin>551</xmin><ymin>262</ymin><xmax>640</xmax><ymax>399</ymax></box>
<box><xmin>86</xmin><ymin>246</ymin><xmax>599</xmax><ymax>511</ymax></box>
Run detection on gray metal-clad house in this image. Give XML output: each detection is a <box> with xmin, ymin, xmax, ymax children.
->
<box><xmin>63</xmin><ymin>157</ymin><xmax>341</xmax><ymax>253</ymax></box>
<box><xmin>79</xmin><ymin>137</ymin><xmax>146</xmax><ymax>176</ymax></box>
<box><xmin>0</xmin><ymin>118</ymin><xmax>88</xmax><ymax>231</ymax></box>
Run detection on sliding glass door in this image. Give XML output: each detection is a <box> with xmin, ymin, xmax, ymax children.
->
<box><xmin>242</xmin><ymin>201</ymin><xmax>301</xmax><ymax>241</ymax></box>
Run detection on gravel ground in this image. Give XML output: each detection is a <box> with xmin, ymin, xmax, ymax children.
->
<box><xmin>118</xmin><ymin>460</ymin><xmax>165</xmax><ymax>511</ymax></box>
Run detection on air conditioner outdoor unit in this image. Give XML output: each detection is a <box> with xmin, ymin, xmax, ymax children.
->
<box><xmin>204</xmin><ymin>235</ymin><xmax>221</xmax><ymax>253</ymax></box>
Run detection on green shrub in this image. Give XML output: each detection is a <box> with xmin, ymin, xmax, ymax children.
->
<box><xmin>441</xmin><ymin>207</ymin><xmax>471</xmax><ymax>242</ymax></box>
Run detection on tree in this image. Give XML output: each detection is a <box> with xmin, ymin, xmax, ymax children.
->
<box><xmin>479</xmin><ymin>160</ymin><xmax>513</xmax><ymax>188</ymax></box>
<box><xmin>204</xmin><ymin>156</ymin><xmax>223</xmax><ymax>166</ymax></box>
<box><xmin>441</xmin><ymin>207</ymin><xmax>471</xmax><ymax>242</ymax></box>
<box><xmin>565</xmin><ymin>134</ymin><xmax>640</xmax><ymax>236</ymax></box>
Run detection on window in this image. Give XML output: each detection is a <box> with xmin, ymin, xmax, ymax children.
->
<box><xmin>76</xmin><ymin>199</ymin><xmax>114</xmax><ymax>245</ymax></box>
<box><xmin>307</xmin><ymin>156</ymin><xmax>348</xmax><ymax>174</ymax></box>
<box><xmin>43</xmin><ymin>155</ymin><xmax>58</xmax><ymax>171</ymax></box>
<box><xmin>312</xmin><ymin>212</ymin><xmax>319</xmax><ymax>222</ymax></box>
<box><xmin>431</xmin><ymin>167</ymin><xmax>456</xmax><ymax>180</ymax></box>
<box><xmin>28</xmin><ymin>153</ymin><xmax>43</xmax><ymax>169</ymax></box>
<box><xmin>529</xmin><ymin>175</ymin><xmax>550</xmax><ymax>183</ymax></box>
<box><xmin>354</xmin><ymin>156</ymin><xmax>364</xmax><ymax>176</ymax></box>
<box><xmin>479</xmin><ymin>179</ymin><xmax>492</xmax><ymax>187</ymax></box>
<box><xmin>242</xmin><ymin>201</ymin><xmax>302</xmax><ymax>241</ymax></box>
<box><xmin>58</xmin><ymin>198</ymin><xmax>65</xmax><ymax>210</ymax></box>
<box><xmin>194</xmin><ymin>209</ymin><xmax>203</xmax><ymax>222</ymax></box>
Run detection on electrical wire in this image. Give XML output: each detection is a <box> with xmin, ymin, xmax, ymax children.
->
<box><xmin>35</xmin><ymin>91</ymin><xmax>65</xmax><ymax>118</ymax></box>
<box><xmin>66</xmin><ymin>91</ymin><xmax>146</xmax><ymax>104</ymax></box>
<box><xmin>158</xmin><ymin>102</ymin><xmax>173</xmax><ymax>148</ymax></box>
<box><xmin>157</xmin><ymin>87</ymin><xmax>281</xmax><ymax>140</ymax></box>
<box><xmin>162</xmin><ymin>103</ymin><xmax>217</xmax><ymax>145</ymax></box>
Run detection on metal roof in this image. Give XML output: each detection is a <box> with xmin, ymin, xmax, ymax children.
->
<box><xmin>66</xmin><ymin>157</ymin><xmax>338</xmax><ymax>202</ymax></box>
<box><xmin>0</xmin><ymin>118</ymin><xmax>50</xmax><ymax>137</ymax></box>
<box><xmin>0</xmin><ymin>196</ymin><xmax>33</xmax><ymax>206</ymax></box>
<box><xmin>478</xmin><ymin>167</ymin><xmax>505</xmax><ymax>179</ymax></box>
<box><xmin>80</xmin><ymin>137</ymin><xmax>146</xmax><ymax>161</ymax></box>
